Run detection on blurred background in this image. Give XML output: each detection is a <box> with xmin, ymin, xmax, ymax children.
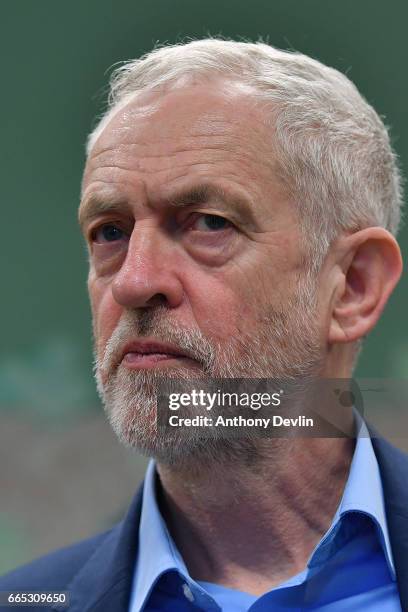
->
<box><xmin>1</xmin><ymin>0</ymin><xmax>407</xmax><ymax>574</ymax></box>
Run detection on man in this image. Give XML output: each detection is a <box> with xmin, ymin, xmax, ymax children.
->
<box><xmin>1</xmin><ymin>38</ymin><xmax>406</xmax><ymax>611</ymax></box>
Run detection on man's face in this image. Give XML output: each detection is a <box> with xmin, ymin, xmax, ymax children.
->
<box><xmin>80</xmin><ymin>81</ymin><xmax>324</xmax><ymax>461</ymax></box>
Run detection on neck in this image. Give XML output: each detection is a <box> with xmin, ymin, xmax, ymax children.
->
<box><xmin>156</xmin><ymin>436</ymin><xmax>354</xmax><ymax>596</ymax></box>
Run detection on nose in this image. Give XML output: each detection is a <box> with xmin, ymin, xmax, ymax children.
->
<box><xmin>111</xmin><ymin>226</ymin><xmax>184</xmax><ymax>309</ymax></box>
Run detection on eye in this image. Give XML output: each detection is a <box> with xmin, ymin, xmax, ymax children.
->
<box><xmin>188</xmin><ymin>214</ymin><xmax>232</xmax><ymax>232</ymax></box>
<box><xmin>92</xmin><ymin>223</ymin><xmax>126</xmax><ymax>243</ymax></box>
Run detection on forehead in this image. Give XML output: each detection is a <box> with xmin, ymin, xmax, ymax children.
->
<box><xmin>94</xmin><ymin>81</ymin><xmax>267</xmax><ymax>145</ymax></box>
<box><xmin>84</xmin><ymin>81</ymin><xmax>277</xmax><ymax>178</ymax></box>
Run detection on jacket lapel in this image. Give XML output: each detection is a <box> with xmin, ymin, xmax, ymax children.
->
<box><xmin>371</xmin><ymin>435</ymin><xmax>408</xmax><ymax>610</ymax></box>
<box><xmin>63</xmin><ymin>485</ymin><xmax>143</xmax><ymax>612</ymax></box>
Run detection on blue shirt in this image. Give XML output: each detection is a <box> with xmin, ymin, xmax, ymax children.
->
<box><xmin>128</xmin><ymin>422</ymin><xmax>401</xmax><ymax>611</ymax></box>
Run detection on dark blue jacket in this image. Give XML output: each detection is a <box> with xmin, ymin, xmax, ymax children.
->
<box><xmin>1</xmin><ymin>436</ymin><xmax>408</xmax><ymax>611</ymax></box>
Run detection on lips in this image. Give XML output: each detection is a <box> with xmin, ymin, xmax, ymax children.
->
<box><xmin>121</xmin><ymin>340</ymin><xmax>191</xmax><ymax>367</ymax></box>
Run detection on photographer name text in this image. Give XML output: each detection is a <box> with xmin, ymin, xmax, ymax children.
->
<box><xmin>167</xmin><ymin>415</ymin><xmax>314</xmax><ymax>428</ymax></box>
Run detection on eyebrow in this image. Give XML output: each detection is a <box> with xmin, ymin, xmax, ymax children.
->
<box><xmin>168</xmin><ymin>183</ymin><xmax>258</xmax><ymax>226</ymax></box>
<box><xmin>78</xmin><ymin>193</ymin><xmax>132</xmax><ymax>233</ymax></box>
<box><xmin>79</xmin><ymin>182</ymin><xmax>258</xmax><ymax>232</ymax></box>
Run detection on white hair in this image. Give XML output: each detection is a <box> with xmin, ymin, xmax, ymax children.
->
<box><xmin>86</xmin><ymin>38</ymin><xmax>403</xmax><ymax>268</ymax></box>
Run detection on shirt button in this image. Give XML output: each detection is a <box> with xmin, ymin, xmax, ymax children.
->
<box><xmin>182</xmin><ymin>583</ymin><xmax>195</xmax><ymax>602</ymax></box>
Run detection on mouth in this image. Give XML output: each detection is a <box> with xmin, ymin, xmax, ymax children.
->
<box><xmin>120</xmin><ymin>340</ymin><xmax>198</xmax><ymax>370</ymax></box>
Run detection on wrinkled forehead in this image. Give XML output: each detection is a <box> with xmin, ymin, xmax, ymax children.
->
<box><xmin>86</xmin><ymin>79</ymin><xmax>273</xmax><ymax>162</ymax></box>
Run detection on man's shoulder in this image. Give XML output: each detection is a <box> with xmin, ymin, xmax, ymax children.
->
<box><xmin>371</xmin><ymin>434</ymin><xmax>408</xmax><ymax>510</ymax></box>
<box><xmin>0</xmin><ymin>485</ymin><xmax>144</xmax><ymax>611</ymax></box>
<box><xmin>372</xmin><ymin>433</ymin><xmax>408</xmax><ymax>468</ymax></box>
<box><xmin>0</xmin><ymin>526</ymin><xmax>116</xmax><ymax>591</ymax></box>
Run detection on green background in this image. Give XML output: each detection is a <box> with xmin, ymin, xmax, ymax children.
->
<box><xmin>1</xmin><ymin>0</ymin><xmax>407</xmax><ymax>573</ymax></box>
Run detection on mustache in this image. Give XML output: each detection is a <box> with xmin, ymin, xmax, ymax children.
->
<box><xmin>97</xmin><ymin>307</ymin><xmax>218</xmax><ymax>375</ymax></box>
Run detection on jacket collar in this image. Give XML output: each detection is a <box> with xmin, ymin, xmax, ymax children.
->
<box><xmin>61</xmin><ymin>486</ymin><xmax>143</xmax><ymax>612</ymax></box>
<box><xmin>371</xmin><ymin>433</ymin><xmax>408</xmax><ymax>610</ymax></box>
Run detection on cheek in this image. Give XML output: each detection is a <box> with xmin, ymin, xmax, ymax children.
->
<box><xmin>187</xmin><ymin>272</ymin><xmax>259</xmax><ymax>342</ymax></box>
<box><xmin>88</xmin><ymin>276</ymin><xmax>122</xmax><ymax>356</ymax></box>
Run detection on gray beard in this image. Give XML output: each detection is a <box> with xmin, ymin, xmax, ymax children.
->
<box><xmin>94</xmin><ymin>275</ymin><xmax>323</xmax><ymax>469</ymax></box>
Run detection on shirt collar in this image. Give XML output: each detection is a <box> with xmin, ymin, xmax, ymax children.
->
<box><xmin>341</xmin><ymin>418</ymin><xmax>395</xmax><ymax>576</ymax></box>
<box><xmin>307</xmin><ymin>416</ymin><xmax>396</xmax><ymax>578</ymax></box>
<box><xmin>129</xmin><ymin>460</ymin><xmax>219</xmax><ymax>612</ymax></box>
<box><xmin>130</xmin><ymin>420</ymin><xmax>396</xmax><ymax>610</ymax></box>
<box><xmin>128</xmin><ymin>460</ymin><xmax>183</xmax><ymax>612</ymax></box>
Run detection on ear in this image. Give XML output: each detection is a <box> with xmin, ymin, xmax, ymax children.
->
<box><xmin>329</xmin><ymin>228</ymin><xmax>402</xmax><ymax>344</ymax></box>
